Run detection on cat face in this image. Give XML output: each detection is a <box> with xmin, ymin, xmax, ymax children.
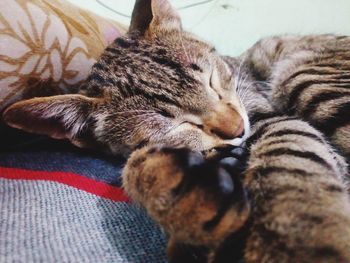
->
<box><xmin>3</xmin><ymin>0</ymin><xmax>250</xmax><ymax>155</ymax></box>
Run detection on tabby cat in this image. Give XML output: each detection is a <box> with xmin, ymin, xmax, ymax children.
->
<box><xmin>2</xmin><ymin>0</ymin><xmax>350</xmax><ymax>262</ymax></box>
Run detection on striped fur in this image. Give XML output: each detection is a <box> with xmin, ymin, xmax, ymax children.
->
<box><xmin>2</xmin><ymin>1</ymin><xmax>350</xmax><ymax>261</ymax></box>
<box><xmin>243</xmin><ymin>116</ymin><xmax>350</xmax><ymax>263</ymax></box>
<box><xmin>244</xmin><ymin>35</ymin><xmax>350</xmax><ymax>158</ymax></box>
<box><xmin>123</xmin><ymin>116</ymin><xmax>350</xmax><ymax>263</ymax></box>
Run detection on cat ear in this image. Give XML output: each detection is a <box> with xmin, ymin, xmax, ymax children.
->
<box><xmin>2</xmin><ymin>95</ymin><xmax>101</xmax><ymax>148</ymax></box>
<box><xmin>129</xmin><ymin>0</ymin><xmax>182</xmax><ymax>36</ymax></box>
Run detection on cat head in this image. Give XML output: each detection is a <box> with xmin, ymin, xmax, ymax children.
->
<box><xmin>3</xmin><ymin>0</ymin><xmax>250</xmax><ymax>155</ymax></box>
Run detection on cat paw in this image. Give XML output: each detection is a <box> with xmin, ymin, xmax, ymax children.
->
<box><xmin>123</xmin><ymin>145</ymin><xmax>250</xmax><ymax>250</ymax></box>
<box><xmin>203</xmin><ymin>145</ymin><xmax>248</xmax><ymax>174</ymax></box>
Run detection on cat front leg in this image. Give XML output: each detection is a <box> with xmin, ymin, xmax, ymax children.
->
<box><xmin>244</xmin><ymin>116</ymin><xmax>350</xmax><ymax>263</ymax></box>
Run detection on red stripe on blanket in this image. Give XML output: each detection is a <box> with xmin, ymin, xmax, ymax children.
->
<box><xmin>0</xmin><ymin>167</ymin><xmax>129</xmax><ymax>202</ymax></box>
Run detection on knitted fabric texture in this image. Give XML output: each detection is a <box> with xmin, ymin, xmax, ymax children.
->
<box><xmin>0</xmin><ymin>135</ymin><xmax>167</xmax><ymax>263</ymax></box>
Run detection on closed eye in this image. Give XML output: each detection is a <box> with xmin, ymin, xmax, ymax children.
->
<box><xmin>177</xmin><ymin>121</ymin><xmax>203</xmax><ymax>130</ymax></box>
<box><xmin>181</xmin><ymin>114</ymin><xmax>204</xmax><ymax>129</ymax></box>
<box><xmin>167</xmin><ymin>121</ymin><xmax>205</xmax><ymax>138</ymax></box>
<box><xmin>192</xmin><ymin>123</ymin><xmax>204</xmax><ymax>129</ymax></box>
<box><xmin>158</xmin><ymin>109</ymin><xmax>175</xmax><ymax>118</ymax></box>
<box><xmin>209</xmin><ymin>72</ymin><xmax>214</xmax><ymax>88</ymax></box>
<box><xmin>209</xmin><ymin>71</ymin><xmax>216</xmax><ymax>90</ymax></box>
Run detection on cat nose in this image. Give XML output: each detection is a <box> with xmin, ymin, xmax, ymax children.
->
<box><xmin>234</xmin><ymin>120</ymin><xmax>245</xmax><ymax>138</ymax></box>
<box><xmin>209</xmin><ymin>118</ymin><xmax>244</xmax><ymax>139</ymax></box>
<box><xmin>203</xmin><ymin>105</ymin><xmax>244</xmax><ymax>140</ymax></box>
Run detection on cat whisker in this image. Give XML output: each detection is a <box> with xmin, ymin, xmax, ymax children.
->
<box><xmin>179</xmin><ymin>33</ymin><xmax>192</xmax><ymax>63</ymax></box>
<box><xmin>239</xmin><ymin>74</ymin><xmax>250</xmax><ymax>92</ymax></box>
<box><xmin>237</xmin><ymin>76</ymin><xmax>251</xmax><ymax>101</ymax></box>
<box><xmin>114</xmin><ymin>110</ymin><xmax>157</xmax><ymax>115</ymax></box>
<box><xmin>234</xmin><ymin>55</ymin><xmax>248</xmax><ymax>92</ymax></box>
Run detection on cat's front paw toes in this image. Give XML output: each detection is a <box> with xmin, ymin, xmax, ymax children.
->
<box><xmin>123</xmin><ymin>145</ymin><xmax>250</xmax><ymax>250</ymax></box>
<box><xmin>203</xmin><ymin>145</ymin><xmax>248</xmax><ymax>176</ymax></box>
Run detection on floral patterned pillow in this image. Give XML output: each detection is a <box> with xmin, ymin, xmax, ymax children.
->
<box><xmin>0</xmin><ymin>0</ymin><xmax>126</xmax><ymax>112</ymax></box>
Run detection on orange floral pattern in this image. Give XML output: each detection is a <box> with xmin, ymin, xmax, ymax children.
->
<box><xmin>0</xmin><ymin>0</ymin><xmax>126</xmax><ymax>112</ymax></box>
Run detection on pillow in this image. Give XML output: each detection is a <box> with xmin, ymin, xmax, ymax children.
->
<box><xmin>0</xmin><ymin>0</ymin><xmax>127</xmax><ymax>112</ymax></box>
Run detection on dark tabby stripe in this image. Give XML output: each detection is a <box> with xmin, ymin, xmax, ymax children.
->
<box><xmin>260</xmin><ymin>148</ymin><xmax>332</xmax><ymax>170</ymax></box>
<box><xmin>298</xmin><ymin>213</ymin><xmax>324</xmax><ymax>224</ymax></box>
<box><xmin>301</xmin><ymin>91</ymin><xmax>350</xmax><ymax>118</ymax></box>
<box><xmin>150</xmin><ymin>56</ymin><xmax>183</xmax><ymax>72</ymax></box>
<box><xmin>246</xmin><ymin>117</ymin><xmax>299</xmax><ymax>147</ymax></box>
<box><xmin>332</xmin><ymin>73</ymin><xmax>350</xmax><ymax>80</ymax></box>
<box><xmin>281</xmin><ymin>68</ymin><xmax>345</xmax><ymax>87</ymax></box>
<box><xmin>261</xmin><ymin>185</ymin><xmax>304</xmax><ymax>202</ymax></box>
<box><xmin>249</xmin><ymin>111</ymin><xmax>278</xmax><ymax>124</ymax></box>
<box><xmin>324</xmin><ymin>184</ymin><xmax>344</xmax><ymax>193</ymax></box>
<box><xmin>316</xmin><ymin>62</ymin><xmax>350</xmax><ymax>70</ymax></box>
<box><xmin>263</xmin><ymin>129</ymin><xmax>324</xmax><ymax>143</ymax></box>
<box><xmin>131</xmin><ymin>87</ymin><xmax>182</xmax><ymax>107</ymax></box>
<box><xmin>314</xmin><ymin>101</ymin><xmax>350</xmax><ymax>137</ymax></box>
<box><xmin>93</xmin><ymin>63</ymin><xmax>108</xmax><ymax>71</ymax></box>
<box><xmin>254</xmin><ymin>166</ymin><xmax>315</xmax><ymax>179</ymax></box>
<box><xmin>287</xmin><ymin>79</ymin><xmax>350</xmax><ymax>112</ymax></box>
<box><xmin>261</xmin><ymin>139</ymin><xmax>293</xmax><ymax>147</ymax></box>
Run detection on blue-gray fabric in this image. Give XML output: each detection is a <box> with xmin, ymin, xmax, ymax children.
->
<box><xmin>0</xmin><ymin>129</ymin><xmax>168</xmax><ymax>263</ymax></box>
<box><xmin>0</xmin><ymin>178</ymin><xmax>167</xmax><ymax>263</ymax></box>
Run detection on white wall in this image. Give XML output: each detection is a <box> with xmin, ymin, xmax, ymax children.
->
<box><xmin>67</xmin><ymin>0</ymin><xmax>350</xmax><ymax>56</ymax></box>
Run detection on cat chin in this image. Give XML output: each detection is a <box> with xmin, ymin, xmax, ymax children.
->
<box><xmin>226</xmin><ymin>137</ymin><xmax>245</xmax><ymax>147</ymax></box>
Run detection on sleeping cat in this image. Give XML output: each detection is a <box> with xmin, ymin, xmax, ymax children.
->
<box><xmin>3</xmin><ymin>0</ymin><xmax>350</xmax><ymax>262</ymax></box>
<box><xmin>2</xmin><ymin>0</ymin><xmax>249</xmax><ymax>154</ymax></box>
